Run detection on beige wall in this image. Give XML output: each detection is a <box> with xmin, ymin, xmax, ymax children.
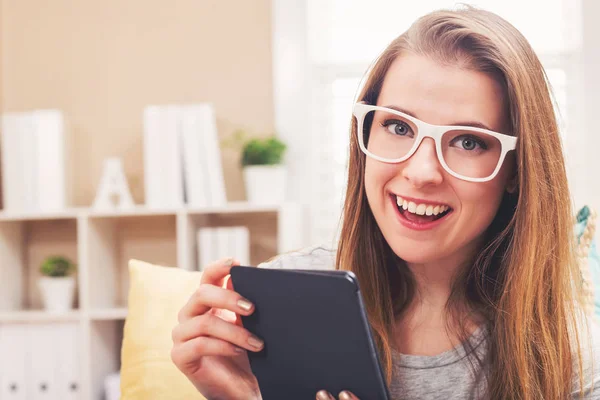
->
<box><xmin>0</xmin><ymin>0</ymin><xmax>274</xmax><ymax>206</ymax></box>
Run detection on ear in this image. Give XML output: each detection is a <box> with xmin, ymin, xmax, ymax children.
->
<box><xmin>506</xmin><ymin>173</ymin><xmax>518</xmax><ymax>194</ymax></box>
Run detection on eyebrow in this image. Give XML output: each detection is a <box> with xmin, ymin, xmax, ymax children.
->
<box><xmin>383</xmin><ymin>105</ymin><xmax>494</xmax><ymax>131</ymax></box>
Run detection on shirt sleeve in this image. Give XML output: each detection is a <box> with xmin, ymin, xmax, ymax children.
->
<box><xmin>257</xmin><ymin>245</ymin><xmax>336</xmax><ymax>271</ymax></box>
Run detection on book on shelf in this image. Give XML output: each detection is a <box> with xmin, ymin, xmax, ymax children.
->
<box><xmin>1</xmin><ymin>110</ymin><xmax>67</xmax><ymax>213</ymax></box>
<box><xmin>193</xmin><ymin>104</ymin><xmax>226</xmax><ymax>207</ymax></box>
<box><xmin>35</xmin><ymin>111</ymin><xmax>67</xmax><ymax>211</ymax></box>
<box><xmin>198</xmin><ymin>227</ymin><xmax>216</xmax><ymax>269</ymax></box>
<box><xmin>143</xmin><ymin>105</ymin><xmax>185</xmax><ymax>208</ymax></box>
<box><xmin>197</xmin><ymin>226</ymin><xmax>250</xmax><ymax>269</ymax></box>
<box><xmin>143</xmin><ymin>103</ymin><xmax>226</xmax><ymax>209</ymax></box>
<box><xmin>180</xmin><ymin>105</ymin><xmax>209</xmax><ymax>207</ymax></box>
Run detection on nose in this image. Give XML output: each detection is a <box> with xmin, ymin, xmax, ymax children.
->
<box><xmin>401</xmin><ymin>138</ymin><xmax>444</xmax><ymax>187</ymax></box>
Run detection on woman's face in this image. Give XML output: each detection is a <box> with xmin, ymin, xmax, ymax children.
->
<box><xmin>365</xmin><ymin>53</ymin><xmax>514</xmax><ymax>266</ymax></box>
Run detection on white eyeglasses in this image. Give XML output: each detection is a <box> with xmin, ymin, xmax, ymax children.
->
<box><xmin>353</xmin><ymin>103</ymin><xmax>517</xmax><ymax>182</ymax></box>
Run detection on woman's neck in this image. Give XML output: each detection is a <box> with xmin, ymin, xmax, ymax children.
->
<box><xmin>398</xmin><ymin>260</ymin><xmax>457</xmax><ymax>332</ymax></box>
<box><xmin>392</xmin><ymin>255</ymin><xmax>481</xmax><ymax>355</ymax></box>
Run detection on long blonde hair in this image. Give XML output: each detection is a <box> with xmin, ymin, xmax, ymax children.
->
<box><xmin>336</xmin><ymin>6</ymin><xmax>588</xmax><ymax>399</ymax></box>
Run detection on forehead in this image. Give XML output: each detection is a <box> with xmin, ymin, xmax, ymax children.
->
<box><xmin>377</xmin><ymin>54</ymin><xmax>507</xmax><ymax>132</ymax></box>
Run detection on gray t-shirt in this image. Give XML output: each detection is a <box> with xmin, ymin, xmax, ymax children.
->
<box><xmin>259</xmin><ymin>246</ymin><xmax>600</xmax><ymax>399</ymax></box>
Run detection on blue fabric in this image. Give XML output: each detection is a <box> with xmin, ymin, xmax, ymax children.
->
<box><xmin>576</xmin><ymin>206</ymin><xmax>600</xmax><ymax>319</ymax></box>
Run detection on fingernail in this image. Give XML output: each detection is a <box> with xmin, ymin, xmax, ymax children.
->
<box><xmin>339</xmin><ymin>391</ymin><xmax>353</xmax><ymax>400</ymax></box>
<box><xmin>247</xmin><ymin>335</ymin><xmax>264</xmax><ymax>350</ymax></box>
<box><xmin>234</xmin><ymin>346</ymin><xmax>246</xmax><ymax>354</ymax></box>
<box><xmin>316</xmin><ymin>390</ymin><xmax>333</xmax><ymax>400</ymax></box>
<box><xmin>225</xmin><ymin>258</ymin><xmax>234</xmax><ymax>266</ymax></box>
<box><xmin>237</xmin><ymin>298</ymin><xmax>253</xmax><ymax>312</ymax></box>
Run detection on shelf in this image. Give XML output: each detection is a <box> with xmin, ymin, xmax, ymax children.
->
<box><xmin>86</xmin><ymin>214</ymin><xmax>178</xmax><ymax>310</ymax></box>
<box><xmin>85</xmin><ymin>203</ymin><xmax>282</xmax><ymax>218</ymax></box>
<box><xmin>89</xmin><ymin>308</ymin><xmax>128</xmax><ymax>320</ymax></box>
<box><xmin>0</xmin><ymin>208</ymin><xmax>84</xmax><ymax>221</ymax></box>
<box><xmin>0</xmin><ymin>201</ymin><xmax>302</xmax><ymax>399</ymax></box>
<box><xmin>86</xmin><ymin>207</ymin><xmax>178</xmax><ymax>218</ymax></box>
<box><xmin>0</xmin><ymin>203</ymin><xmax>285</xmax><ymax>222</ymax></box>
<box><xmin>186</xmin><ymin>201</ymin><xmax>282</xmax><ymax>215</ymax></box>
<box><xmin>0</xmin><ymin>218</ymin><xmax>79</xmax><ymax>312</ymax></box>
<box><xmin>0</xmin><ymin>310</ymin><xmax>81</xmax><ymax>323</ymax></box>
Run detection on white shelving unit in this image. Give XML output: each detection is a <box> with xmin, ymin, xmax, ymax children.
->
<box><xmin>0</xmin><ymin>202</ymin><xmax>304</xmax><ymax>400</ymax></box>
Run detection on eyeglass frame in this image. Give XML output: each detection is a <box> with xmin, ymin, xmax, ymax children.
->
<box><xmin>352</xmin><ymin>102</ymin><xmax>518</xmax><ymax>183</ymax></box>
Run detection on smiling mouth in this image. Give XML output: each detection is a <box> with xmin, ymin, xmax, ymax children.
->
<box><xmin>393</xmin><ymin>195</ymin><xmax>453</xmax><ymax>223</ymax></box>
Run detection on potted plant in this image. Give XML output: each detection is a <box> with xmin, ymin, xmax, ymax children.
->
<box><xmin>226</xmin><ymin>130</ymin><xmax>288</xmax><ymax>204</ymax></box>
<box><xmin>38</xmin><ymin>256</ymin><xmax>77</xmax><ymax>312</ymax></box>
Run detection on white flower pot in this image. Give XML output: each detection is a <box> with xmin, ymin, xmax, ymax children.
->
<box><xmin>38</xmin><ymin>276</ymin><xmax>76</xmax><ymax>312</ymax></box>
<box><xmin>243</xmin><ymin>165</ymin><xmax>286</xmax><ymax>205</ymax></box>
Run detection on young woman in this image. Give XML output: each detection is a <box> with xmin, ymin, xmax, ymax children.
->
<box><xmin>171</xmin><ymin>7</ymin><xmax>600</xmax><ymax>399</ymax></box>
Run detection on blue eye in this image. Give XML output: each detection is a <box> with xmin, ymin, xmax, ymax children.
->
<box><xmin>452</xmin><ymin>135</ymin><xmax>487</xmax><ymax>151</ymax></box>
<box><xmin>381</xmin><ymin>120</ymin><xmax>413</xmax><ymax>137</ymax></box>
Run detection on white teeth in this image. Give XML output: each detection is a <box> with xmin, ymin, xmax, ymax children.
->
<box><xmin>408</xmin><ymin>202</ymin><xmax>417</xmax><ymax>213</ymax></box>
<box><xmin>395</xmin><ymin>196</ymin><xmax>450</xmax><ymax>216</ymax></box>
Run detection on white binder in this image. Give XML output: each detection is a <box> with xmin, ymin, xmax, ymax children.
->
<box><xmin>197</xmin><ymin>104</ymin><xmax>226</xmax><ymax>206</ymax></box>
<box><xmin>29</xmin><ymin>324</ymin><xmax>58</xmax><ymax>399</ymax></box>
<box><xmin>198</xmin><ymin>227</ymin><xmax>216</xmax><ymax>270</ymax></box>
<box><xmin>0</xmin><ymin>324</ymin><xmax>29</xmax><ymax>400</ymax></box>
<box><xmin>216</xmin><ymin>227</ymin><xmax>231</xmax><ymax>261</ymax></box>
<box><xmin>163</xmin><ymin>106</ymin><xmax>185</xmax><ymax>207</ymax></box>
<box><xmin>55</xmin><ymin>323</ymin><xmax>81</xmax><ymax>400</ymax></box>
<box><xmin>197</xmin><ymin>226</ymin><xmax>251</xmax><ymax>269</ymax></box>
<box><xmin>20</xmin><ymin>117</ymin><xmax>38</xmax><ymax>211</ymax></box>
<box><xmin>35</xmin><ymin>110</ymin><xmax>67</xmax><ymax>211</ymax></box>
<box><xmin>1</xmin><ymin>110</ymin><xmax>67</xmax><ymax>212</ymax></box>
<box><xmin>233</xmin><ymin>226</ymin><xmax>250</xmax><ymax>266</ymax></box>
<box><xmin>181</xmin><ymin>105</ymin><xmax>209</xmax><ymax>207</ymax></box>
<box><xmin>143</xmin><ymin>106</ymin><xmax>162</xmax><ymax>207</ymax></box>
<box><xmin>143</xmin><ymin>106</ymin><xmax>185</xmax><ymax>208</ymax></box>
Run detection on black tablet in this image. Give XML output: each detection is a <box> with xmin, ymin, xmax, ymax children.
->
<box><xmin>230</xmin><ymin>266</ymin><xmax>390</xmax><ymax>400</ymax></box>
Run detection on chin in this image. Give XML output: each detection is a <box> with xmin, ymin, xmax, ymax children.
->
<box><xmin>387</xmin><ymin>242</ymin><xmax>443</xmax><ymax>265</ymax></box>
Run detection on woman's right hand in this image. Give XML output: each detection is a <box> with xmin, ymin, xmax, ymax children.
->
<box><xmin>171</xmin><ymin>258</ymin><xmax>263</xmax><ymax>400</ymax></box>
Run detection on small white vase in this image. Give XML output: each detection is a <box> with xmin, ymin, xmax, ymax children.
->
<box><xmin>243</xmin><ymin>165</ymin><xmax>287</xmax><ymax>205</ymax></box>
<box><xmin>38</xmin><ymin>276</ymin><xmax>76</xmax><ymax>312</ymax></box>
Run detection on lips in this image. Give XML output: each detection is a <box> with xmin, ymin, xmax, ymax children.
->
<box><xmin>390</xmin><ymin>194</ymin><xmax>453</xmax><ymax>231</ymax></box>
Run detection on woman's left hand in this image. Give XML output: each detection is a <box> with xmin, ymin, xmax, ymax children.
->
<box><xmin>316</xmin><ymin>389</ymin><xmax>359</xmax><ymax>400</ymax></box>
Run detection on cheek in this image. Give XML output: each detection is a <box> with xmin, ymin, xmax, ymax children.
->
<box><xmin>456</xmin><ymin>179</ymin><xmax>506</xmax><ymax>223</ymax></box>
<box><xmin>364</xmin><ymin>158</ymin><xmax>399</xmax><ymax>198</ymax></box>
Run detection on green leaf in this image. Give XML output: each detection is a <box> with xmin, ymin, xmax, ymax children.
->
<box><xmin>241</xmin><ymin>136</ymin><xmax>287</xmax><ymax>166</ymax></box>
<box><xmin>40</xmin><ymin>256</ymin><xmax>76</xmax><ymax>278</ymax></box>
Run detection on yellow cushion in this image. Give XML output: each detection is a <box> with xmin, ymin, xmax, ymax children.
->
<box><xmin>120</xmin><ymin>259</ymin><xmax>206</xmax><ymax>400</ymax></box>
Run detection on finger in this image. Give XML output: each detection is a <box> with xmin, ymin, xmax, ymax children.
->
<box><xmin>316</xmin><ymin>390</ymin><xmax>335</xmax><ymax>400</ymax></box>
<box><xmin>225</xmin><ymin>262</ymin><xmax>256</xmax><ymax>290</ymax></box>
<box><xmin>200</xmin><ymin>257</ymin><xmax>240</xmax><ymax>286</ymax></box>
<box><xmin>172</xmin><ymin>313</ymin><xmax>264</xmax><ymax>352</ymax></box>
<box><xmin>339</xmin><ymin>391</ymin><xmax>359</xmax><ymax>400</ymax></box>
<box><xmin>178</xmin><ymin>283</ymin><xmax>254</xmax><ymax>322</ymax></box>
<box><xmin>225</xmin><ymin>275</ymin><xmax>246</xmax><ymax>327</ymax></box>
<box><xmin>171</xmin><ymin>336</ymin><xmax>246</xmax><ymax>369</ymax></box>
